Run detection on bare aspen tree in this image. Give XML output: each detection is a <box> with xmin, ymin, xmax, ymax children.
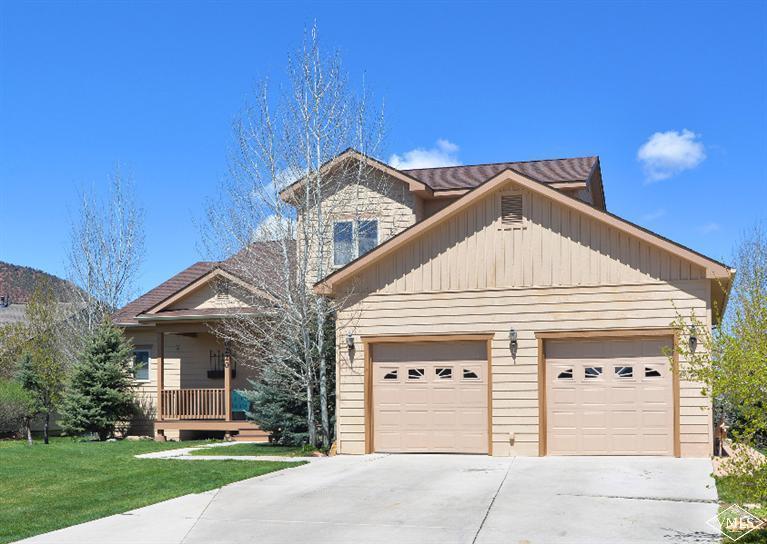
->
<box><xmin>204</xmin><ymin>25</ymin><xmax>389</xmax><ymax>447</ymax></box>
<box><xmin>65</xmin><ymin>170</ymin><xmax>145</xmax><ymax>359</ymax></box>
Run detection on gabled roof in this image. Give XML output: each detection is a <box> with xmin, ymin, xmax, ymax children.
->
<box><xmin>279</xmin><ymin>148</ymin><xmax>432</xmax><ymax>203</ymax></box>
<box><xmin>279</xmin><ymin>149</ymin><xmax>604</xmax><ymax>204</ymax></box>
<box><xmin>402</xmin><ymin>156</ymin><xmax>598</xmax><ymax>191</ymax></box>
<box><xmin>113</xmin><ymin>240</ymin><xmax>292</xmax><ymax>326</ymax></box>
<box><xmin>315</xmin><ymin>168</ymin><xmax>733</xmax><ymax>295</ymax></box>
<box><xmin>112</xmin><ymin>262</ymin><xmax>216</xmax><ymax>326</ymax></box>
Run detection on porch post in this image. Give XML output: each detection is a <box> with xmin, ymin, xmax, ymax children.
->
<box><xmin>156</xmin><ymin>332</ymin><xmax>164</xmax><ymax>421</ymax></box>
<box><xmin>224</xmin><ymin>350</ymin><xmax>232</xmax><ymax>422</ymax></box>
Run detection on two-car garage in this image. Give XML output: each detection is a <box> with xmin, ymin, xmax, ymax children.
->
<box><xmin>366</xmin><ymin>334</ymin><xmax>677</xmax><ymax>457</ymax></box>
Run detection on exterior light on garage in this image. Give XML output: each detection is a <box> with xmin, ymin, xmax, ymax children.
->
<box><xmin>688</xmin><ymin>324</ymin><xmax>698</xmax><ymax>353</ymax></box>
<box><xmin>346</xmin><ymin>332</ymin><xmax>355</xmax><ymax>350</ymax></box>
<box><xmin>509</xmin><ymin>328</ymin><xmax>518</xmax><ymax>359</ymax></box>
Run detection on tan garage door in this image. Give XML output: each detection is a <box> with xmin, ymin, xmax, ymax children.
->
<box><xmin>372</xmin><ymin>341</ymin><xmax>488</xmax><ymax>454</ymax></box>
<box><xmin>546</xmin><ymin>337</ymin><xmax>674</xmax><ymax>455</ymax></box>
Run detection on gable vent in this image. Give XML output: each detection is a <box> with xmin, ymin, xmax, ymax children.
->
<box><xmin>500</xmin><ymin>194</ymin><xmax>525</xmax><ymax>228</ymax></box>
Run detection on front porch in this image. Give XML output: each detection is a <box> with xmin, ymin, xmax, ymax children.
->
<box><xmin>150</xmin><ymin>323</ymin><xmax>268</xmax><ymax>442</ymax></box>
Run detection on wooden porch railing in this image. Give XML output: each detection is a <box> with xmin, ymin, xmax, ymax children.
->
<box><xmin>160</xmin><ymin>388</ymin><xmax>226</xmax><ymax>420</ymax></box>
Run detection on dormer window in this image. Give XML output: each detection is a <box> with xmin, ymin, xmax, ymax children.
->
<box><xmin>333</xmin><ymin>219</ymin><xmax>379</xmax><ymax>267</ymax></box>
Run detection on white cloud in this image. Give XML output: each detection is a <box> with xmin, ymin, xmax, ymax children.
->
<box><xmin>389</xmin><ymin>139</ymin><xmax>461</xmax><ymax>170</ymax></box>
<box><xmin>699</xmin><ymin>222</ymin><xmax>720</xmax><ymax>234</ymax></box>
<box><xmin>637</xmin><ymin>129</ymin><xmax>706</xmax><ymax>181</ymax></box>
<box><xmin>641</xmin><ymin>208</ymin><xmax>666</xmax><ymax>222</ymax></box>
<box><xmin>252</xmin><ymin>214</ymin><xmax>296</xmax><ymax>241</ymax></box>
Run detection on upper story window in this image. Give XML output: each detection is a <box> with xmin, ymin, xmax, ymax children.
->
<box><xmin>132</xmin><ymin>349</ymin><xmax>150</xmax><ymax>382</ymax></box>
<box><xmin>333</xmin><ymin>219</ymin><xmax>379</xmax><ymax>267</ymax></box>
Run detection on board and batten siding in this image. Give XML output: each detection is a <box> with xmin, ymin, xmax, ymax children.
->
<box><xmin>335</xmin><ymin>185</ymin><xmax>713</xmax><ymax>457</ymax></box>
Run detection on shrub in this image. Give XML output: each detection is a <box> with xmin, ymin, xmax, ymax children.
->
<box><xmin>0</xmin><ymin>379</ymin><xmax>35</xmax><ymax>436</ymax></box>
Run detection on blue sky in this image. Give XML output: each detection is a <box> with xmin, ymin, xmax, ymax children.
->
<box><xmin>1</xmin><ymin>1</ymin><xmax>765</xmax><ymax>296</ymax></box>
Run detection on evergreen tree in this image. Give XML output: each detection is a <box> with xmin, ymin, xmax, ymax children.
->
<box><xmin>59</xmin><ymin>321</ymin><xmax>136</xmax><ymax>440</ymax></box>
<box><xmin>242</xmin><ymin>364</ymin><xmax>309</xmax><ymax>446</ymax></box>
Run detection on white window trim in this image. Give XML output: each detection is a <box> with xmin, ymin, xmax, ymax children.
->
<box><xmin>332</xmin><ymin>218</ymin><xmax>380</xmax><ymax>269</ymax></box>
<box><xmin>132</xmin><ymin>349</ymin><xmax>151</xmax><ymax>383</ymax></box>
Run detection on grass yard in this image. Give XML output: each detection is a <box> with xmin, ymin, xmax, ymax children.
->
<box><xmin>190</xmin><ymin>443</ymin><xmax>310</xmax><ymax>457</ymax></box>
<box><xmin>0</xmin><ymin>438</ymin><xmax>302</xmax><ymax>544</ymax></box>
<box><xmin>716</xmin><ymin>474</ymin><xmax>767</xmax><ymax>544</ymax></box>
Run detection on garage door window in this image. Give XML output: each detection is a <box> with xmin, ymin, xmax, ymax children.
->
<box><xmin>556</xmin><ymin>368</ymin><xmax>573</xmax><ymax>380</ymax></box>
<box><xmin>408</xmin><ymin>368</ymin><xmax>425</xmax><ymax>380</ymax></box>
<box><xmin>584</xmin><ymin>366</ymin><xmax>603</xmax><ymax>379</ymax></box>
<box><xmin>614</xmin><ymin>366</ymin><xmax>633</xmax><ymax>379</ymax></box>
<box><xmin>436</xmin><ymin>367</ymin><xmax>453</xmax><ymax>380</ymax></box>
<box><xmin>463</xmin><ymin>368</ymin><xmax>480</xmax><ymax>380</ymax></box>
<box><xmin>644</xmin><ymin>367</ymin><xmax>662</xmax><ymax>378</ymax></box>
<box><xmin>383</xmin><ymin>369</ymin><xmax>398</xmax><ymax>380</ymax></box>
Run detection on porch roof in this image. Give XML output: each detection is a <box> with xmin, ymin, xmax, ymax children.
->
<box><xmin>113</xmin><ymin>240</ymin><xmax>291</xmax><ymax>327</ymax></box>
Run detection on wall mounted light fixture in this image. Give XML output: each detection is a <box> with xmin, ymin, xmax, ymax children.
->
<box><xmin>346</xmin><ymin>332</ymin><xmax>355</xmax><ymax>350</ymax></box>
<box><xmin>689</xmin><ymin>324</ymin><xmax>698</xmax><ymax>353</ymax></box>
<box><xmin>509</xmin><ymin>327</ymin><xmax>518</xmax><ymax>359</ymax></box>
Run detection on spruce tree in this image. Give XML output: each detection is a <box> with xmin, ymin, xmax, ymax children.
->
<box><xmin>59</xmin><ymin>321</ymin><xmax>135</xmax><ymax>440</ymax></box>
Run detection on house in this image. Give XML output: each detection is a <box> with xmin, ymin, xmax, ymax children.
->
<box><xmin>112</xmin><ymin>245</ymin><xmax>285</xmax><ymax>441</ymax></box>
<box><xmin>117</xmin><ymin>149</ymin><xmax>732</xmax><ymax>455</ymax></box>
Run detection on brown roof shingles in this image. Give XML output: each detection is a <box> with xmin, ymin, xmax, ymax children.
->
<box><xmin>403</xmin><ymin>156</ymin><xmax>598</xmax><ymax>191</ymax></box>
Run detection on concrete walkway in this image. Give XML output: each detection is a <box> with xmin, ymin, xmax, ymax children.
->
<box><xmin>133</xmin><ymin>441</ymin><xmax>320</xmax><ymax>463</ymax></box>
<box><xmin>18</xmin><ymin>455</ymin><xmax>721</xmax><ymax>544</ymax></box>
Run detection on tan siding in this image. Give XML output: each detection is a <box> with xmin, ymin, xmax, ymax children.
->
<box><xmin>335</xmin><ymin>185</ymin><xmax>712</xmax><ymax>458</ymax></box>
<box><xmin>298</xmin><ymin>171</ymin><xmax>420</xmax><ymax>282</ymax></box>
<box><xmin>338</xmin><ymin>282</ymin><xmax>711</xmax><ymax>457</ymax></box>
<box><xmin>165</xmin><ymin>282</ymin><xmax>249</xmax><ymax>310</ymax></box>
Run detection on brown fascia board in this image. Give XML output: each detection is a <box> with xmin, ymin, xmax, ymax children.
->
<box><xmin>315</xmin><ymin>168</ymin><xmax>733</xmax><ymax>295</ymax></box>
<box><xmin>278</xmin><ymin>148</ymin><xmax>432</xmax><ymax>204</ymax></box>
<box><xmin>588</xmin><ymin>158</ymin><xmax>607</xmax><ymax>210</ymax></box>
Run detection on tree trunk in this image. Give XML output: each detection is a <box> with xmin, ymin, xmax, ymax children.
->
<box><xmin>43</xmin><ymin>412</ymin><xmax>50</xmax><ymax>444</ymax></box>
<box><xmin>316</xmin><ymin>301</ymin><xmax>330</xmax><ymax>449</ymax></box>
<box><xmin>306</xmin><ymin>380</ymin><xmax>316</xmax><ymax>447</ymax></box>
<box><xmin>25</xmin><ymin>419</ymin><xmax>32</xmax><ymax>445</ymax></box>
<box><xmin>318</xmin><ymin>351</ymin><xmax>329</xmax><ymax>449</ymax></box>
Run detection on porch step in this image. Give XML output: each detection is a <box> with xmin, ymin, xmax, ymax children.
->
<box><xmin>233</xmin><ymin>429</ymin><xmax>270</xmax><ymax>443</ymax></box>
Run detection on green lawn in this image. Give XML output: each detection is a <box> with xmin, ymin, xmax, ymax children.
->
<box><xmin>716</xmin><ymin>473</ymin><xmax>767</xmax><ymax>544</ymax></box>
<box><xmin>0</xmin><ymin>438</ymin><xmax>302</xmax><ymax>544</ymax></box>
<box><xmin>190</xmin><ymin>443</ymin><xmax>310</xmax><ymax>457</ymax></box>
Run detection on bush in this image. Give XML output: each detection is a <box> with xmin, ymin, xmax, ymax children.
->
<box><xmin>0</xmin><ymin>379</ymin><xmax>35</xmax><ymax>435</ymax></box>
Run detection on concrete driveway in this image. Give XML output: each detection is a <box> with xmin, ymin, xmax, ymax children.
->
<box><xmin>20</xmin><ymin>454</ymin><xmax>720</xmax><ymax>544</ymax></box>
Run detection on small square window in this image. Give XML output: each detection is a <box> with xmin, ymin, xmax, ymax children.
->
<box><xmin>383</xmin><ymin>369</ymin><xmax>398</xmax><ymax>380</ymax></box>
<box><xmin>132</xmin><ymin>350</ymin><xmax>150</xmax><ymax>381</ymax></box>
<box><xmin>436</xmin><ymin>367</ymin><xmax>452</xmax><ymax>379</ymax></box>
<box><xmin>584</xmin><ymin>366</ymin><xmax>603</xmax><ymax>379</ymax></box>
<box><xmin>462</xmin><ymin>368</ymin><xmax>479</xmax><ymax>380</ymax></box>
<box><xmin>644</xmin><ymin>367</ymin><xmax>662</xmax><ymax>378</ymax></box>
<box><xmin>557</xmin><ymin>368</ymin><xmax>573</xmax><ymax>380</ymax></box>
<box><xmin>614</xmin><ymin>366</ymin><xmax>633</xmax><ymax>379</ymax></box>
<box><xmin>408</xmin><ymin>368</ymin><xmax>425</xmax><ymax>380</ymax></box>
